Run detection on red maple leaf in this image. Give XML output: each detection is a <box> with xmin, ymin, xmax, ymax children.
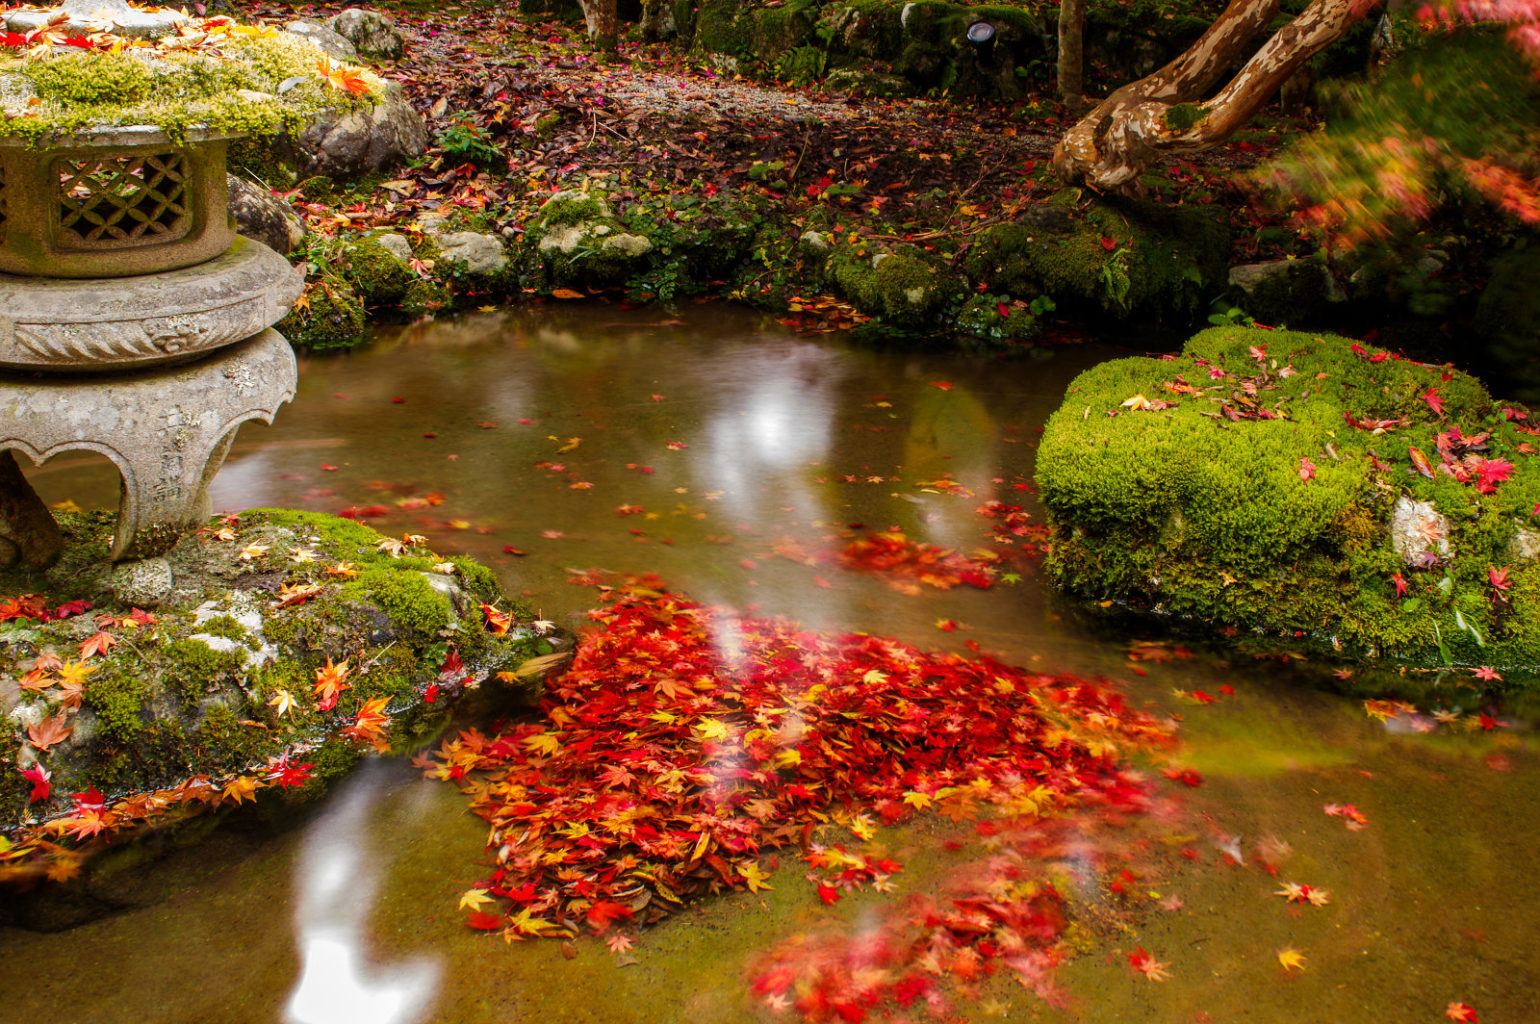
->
<box><xmin>1446</xmin><ymin>1002</ymin><xmax>1479</xmax><ymax>1023</ymax></box>
<box><xmin>1488</xmin><ymin>566</ymin><xmax>1513</xmax><ymax>592</ymax></box>
<box><xmin>584</xmin><ymin>900</ymin><xmax>633</xmax><ymax>933</ymax></box>
<box><xmin>1299</xmin><ymin>457</ymin><xmax>1316</xmax><ymax>482</ymax></box>
<box><xmin>465</xmin><ymin>911</ymin><xmax>505</xmax><ymax>931</ymax></box>
<box><xmin>1473</xmin><ymin>458</ymin><xmax>1514</xmax><ymax>494</ymax></box>
<box><xmin>1393</xmin><ymin>572</ymin><xmax>1408</xmax><ymax>598</ymax></box>
<box><xmin>26</xmin><ymin>713</ymin><xmax>72</xmax><ymax>751</ymax></box>
<box><xmin>20</xmin><ymin>764</ymin><xmax>50</xmax><ymax>802</ymax></box>
<box><xmin>1422</xmin><ymin>386</ymin><xmax>1445</xmax><ymax>416</ymax></box>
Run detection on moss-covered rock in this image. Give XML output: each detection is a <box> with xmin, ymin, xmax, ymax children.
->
<box><xmin>0</xmin><ymin>509</ymin><xmax>571</xmax><ymax>926</ymax></box>
<box><xmin>1037</xmin><ymin>327</ymin><xmax>1540</xmax><ymax>669</ymax></box>
<box><xmin>830</xmin><ymin>245</ymin><xmax>965</xmax><ymax>328</ymax></box>
<box><xmin>340</xmin><ymin>236</ymin><xmax>415</xmax><ymax>306</ymax></box>
<box><xmin>0</xmin><ymin>32</ymin><xmax>384</xmax><ymax>142</ymax></box>
<box><xmin>276</xmin><ymin>275</ymin><xmax>368</xmax><ymax>352</ymax></box>
<box><xmin>963</xmin><ymin>197</ymin><xmax>1230</xmax><ymax>324</ymax></box>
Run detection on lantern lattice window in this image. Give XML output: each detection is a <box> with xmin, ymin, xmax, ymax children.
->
<box><xmin>55</xmin><ymin>152</ymin><xmax>190</xmax><ymax>247</ymax></box>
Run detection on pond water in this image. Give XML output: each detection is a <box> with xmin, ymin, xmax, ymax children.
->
<box><xmin>2</xmin><ymin>305</ymin><xmax>1535</xmax><ymax>1023</ymax></box>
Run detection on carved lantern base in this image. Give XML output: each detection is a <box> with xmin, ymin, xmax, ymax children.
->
<box><xmin>0</xmin><ymin>329</ymin><xmax>298</xmax><ymax>568</ymax></box>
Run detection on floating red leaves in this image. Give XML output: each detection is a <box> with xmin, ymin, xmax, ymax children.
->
<box><xmin>837</xmin><ymin>531</ymin><xmax>999</xmax><ymax>593</ymax></box>
<box><xmin>426</xmin><ymin>579</ymin><xmax>1174</xmax><ymax>942</ymax></box>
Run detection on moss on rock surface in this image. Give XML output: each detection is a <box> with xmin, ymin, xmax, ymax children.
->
<box><xmin>963</xmin><ymin>198</ymin><xmax>1229</xmax><ymax>323</ymax></box>
<box><xmin>0</xmin><ymin>509</ymin><xmax>570</xmax><ymax>925</ymax></box>
<box><xmin>276</xmin><ymin>275</ymin><xmax>368</xmax><ymax>352</ymax></box>
<box><xmin>1037</xmin><ymin>327</ymin><xmax>1540</xmax><ymax>669</ymax></box>
<box><xmin>0</xmin><ymin>33</ymin><xmax>384</xmax><ymax>142</ymax></box>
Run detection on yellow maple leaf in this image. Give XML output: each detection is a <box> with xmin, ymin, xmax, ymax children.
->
<box><xmin>268</xmin><ymin>688</ymin><xmax>297</xmax><ymax>718</ymax></box>
<box><xmin>739</xmin><ymin>861</ymin><xmax>773</xmax><ymax>893</ymax></box>
<box><xmin>459</xmin><ymin>887</ymin><xmax>495</xmax><ymax>912</ymax></box>
<box><xmin>523</xmin><ymin>731</ymin><xmax>561</xmax><ymax>756</ymax></box>
<box><xmin>695</xmin><ymin>718</ymin><xmax>729</xmax><ymax>742</ymax></box>
<box><xmin>902</xmin><ymin>790</ymin><xmax>934</xmax><ymax>810</ymax></box>
<box><xmin>221</xmin><ymin>774</ymin><xmax>262</xmax><ymax>805</ymax></box>
<box><xmin>1277</xmin><ymin>948</ymin><xmax>1307</xmax><ymax>972</ymax></box>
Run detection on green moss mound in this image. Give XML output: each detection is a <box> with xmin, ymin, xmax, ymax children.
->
<box><xmin>0</xmin><ymin>34</ymin><xmax>385</xmax><ymax>141</ymax></box>
<box><xmin>0</xmin><ymin>508</ymin><xmax>569</xmax><ymax>913</ymax></box>
<box><xmin>1037</xmin><ymin>327</ymin><xmax>1540</xmax><ymax>669</ymax></box>
<box><xmin>277</xmin><ymin>276</ymin><xmax>368</xmax><ymax>352</ymax></box>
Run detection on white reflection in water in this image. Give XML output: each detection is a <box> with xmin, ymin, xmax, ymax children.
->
<box><xmin>284</xmin><ymin>763</ymin><xmax>440</xmax><ymax>1024</ymax></box>
<box><xmin>699</xmin><ymin>344</ymin><xmax>842</xmax><ymax>526</ymax></box>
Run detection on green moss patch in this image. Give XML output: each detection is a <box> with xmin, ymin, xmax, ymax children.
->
<box><xmin>0</xmin><ymin>33</ymin><xmax>385</xmax><ymax>141</ymax></box>
<box><xmin>0</xmin><ymin>509</ymin><xmax>569</xmax><ymax>900</ymax></box>
<box><xmin>1037</xmin><ymin>326</ymin><xmax>1540</xmax><ymax>669</ymax></box>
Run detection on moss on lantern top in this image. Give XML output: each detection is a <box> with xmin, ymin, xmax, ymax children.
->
<box><xmin>0</xmin><ymin>31</ymin><xmax>386</xmax><ymax>143</ymax></box>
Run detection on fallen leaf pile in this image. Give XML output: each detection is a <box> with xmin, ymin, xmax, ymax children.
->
<box><xmin>423</xmin><ymin>576</ymin><xmax>1175</xmax><ymax>941</ymax></box>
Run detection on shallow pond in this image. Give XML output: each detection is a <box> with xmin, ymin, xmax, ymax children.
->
<box><xmin>2</xmin><ymin>306</ymin><xmax>1535</xmax><ymax>1023</ymax></box>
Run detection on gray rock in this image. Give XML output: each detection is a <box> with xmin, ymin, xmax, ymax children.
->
<box><xmin>436</xmin><ymin>232</ymin><xmax>508</xmax><ymax>275</ymax></box>
<box><xmin>799</xmin><ymin>230</ymin><xmax>832</xmax><ymax>255</ymax></box>
<box><xmin>111</xmin><ymin>557</ymin><xmax>174</xmax><ymax>608</ymax></box>
<box><xmin>228</xmin><ymin>176</ymin><xmax>307</xmax><ymax>257</ymax></box>
<box><xmin>1389</xmin><ymin>495</ymin><xmax>1451</xmax><ymax>565</ymax></box>
<box><xmin>1509</xmin><ymin>527</ymin><xmax>1540</xmax><ymax>562</ymax></box>
<box><xmin>374</xmin><ymin>233</ymin><xmax>413</xmax><ymax>262</ymax></box>
<box><xmin>283</xmin><ymin>21</ymin><xmax>360</xmax><ymax>62</ymax></box>
<box><xmin>280</xmin><ymin>81</ymin><xmax>427</xmax><ymax>181</ymax></box>
<box><xmin>602</xmin><ymin>233</ymin><xmax>653</xmax><ymax>258</ymax></box>
<box><xmin>7</xmin><ymin>0</ymin><xmax>189</xmax><ymax>38</ymax></box>
<box><xmin>327</xmin><ymin>8</ymin><xmax>405</xmax><ymax>61</ymax></box>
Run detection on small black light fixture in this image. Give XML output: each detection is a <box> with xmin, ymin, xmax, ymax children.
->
<box><xmin>965</xmin><ymin>20</ymin><xmax>997</xmax><ymax>63</ymax></box>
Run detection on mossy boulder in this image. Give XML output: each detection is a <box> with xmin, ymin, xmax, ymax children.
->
<box><xmin>528</xmin><ymin>190</ymin><xmax>657</xmax><ymax>289</ymax></box>
<box><xmin>340</xmin><ymin>235</ymin><xmax>415</xmax><ymax>306</ymax></box>
<box><xmin>1037</xmin><ymin>327</ymin><xmax>1540</xmax><ymax>670</ymax></box>
<box><xmin>830</xmin><ymin>245</ymin><xmax>965</xmax><ymax>328</ymax></box>
<box><xmin>276</xmin><ymin>275</ymin><xmax>368</xmax><ymax>352</ymax></box>
<box><xmin>0</xmin><ymin>509</ymin><xmax>570</xmax><ymax>928</ymax></box>
<box><xmin>963</xmin><ymin>198</ymin><xmax>1230</xmax><ymax>325</ymax></box>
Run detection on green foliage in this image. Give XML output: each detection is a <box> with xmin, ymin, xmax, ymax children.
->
<box><xmin>1268</xmin><ymin>31</ymin><xmax>1540</xmax><ymax>246</ymax></box>
<box><xmin>435</xmin><ymin>114</ymin><xmax>505</xmax><ymax>171</ymax></box>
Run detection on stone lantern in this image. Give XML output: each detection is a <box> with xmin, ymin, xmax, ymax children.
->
<box><xmin>0</xmin><ymin>0</ymin><xmax>375</xmax><ymax>601</ymax></box>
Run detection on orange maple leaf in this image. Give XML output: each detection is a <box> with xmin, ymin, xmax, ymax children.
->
<box><xmin>315</xmin><ymin>56</ymin><xmax>372</xmax><ymax>96</ymax></box>
<box><xmin>78</xmin><ymin>630</ymin><xmax>118</xmax><ymax>659</ymax></box>
<box><xmin>221</xmin><ymin>774</ymin><xmax>263</xmax><ymax>805</ymax></box>
<box><xmin>26</xmin><ymin>713</ymin><xmax>72</xmax><ymax>751</ymax></box>
<box><xmin>312</xmin><ymin>657</ymin><xmax>351</xmax><ymax>710</ymax></box>
<box><xmin>347</xmin><ymin>696</ymin><xmax>391</xmax><ymax>746</ymax></box>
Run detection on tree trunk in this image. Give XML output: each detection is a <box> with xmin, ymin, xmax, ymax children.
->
<box><xmin>577</xmin><ymin>0</ymin><xmax>619</xmax><ymax>50</ymax></box>
<box><xmin>1057</xmin><ymin>0</ymin><xmax>1086</xmax><ymax>108</ymax></box>
<box><xmin>1053</xmin><ymin>0</ymin><xmax>1367</xmax><ymax>193</ymax></box>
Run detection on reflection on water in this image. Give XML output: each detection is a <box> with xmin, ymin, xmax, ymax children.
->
<box><xmin>3</xmin><ymin>305</ymin><xmax>1536</xmax><ymax>1023</ymax></box>
<box><xmin>284</xmin><ymin>764</ymin><xmax>439</xmax><ymax>1024</ymax></box>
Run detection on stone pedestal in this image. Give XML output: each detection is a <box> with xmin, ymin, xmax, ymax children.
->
<box><xmin>0</xmin><ymin>329</ymin><xmax>297</xmax><ymax>568</ymax></box>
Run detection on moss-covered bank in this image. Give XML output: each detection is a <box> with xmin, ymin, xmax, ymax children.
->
<box><xmin>0</xmin><ymin>508</ymin><xmax>569</xmax><ymax>927</ymax></box>
<box><xmin>1036</xmin><ymin>327</ymin><xmax>1540</xmax><ymax>670</ymax></box>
